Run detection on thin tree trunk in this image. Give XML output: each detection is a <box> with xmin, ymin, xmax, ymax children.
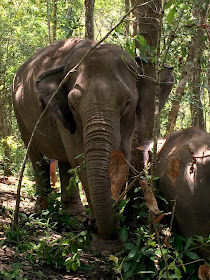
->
<box><xmin>151</xmin><ymin>0</ymin><xmax>163</xmax><ymax>175</ymax></box>
<box><xmin>138</xmin><ymin>0</ymin><xmax>161</xmax><ymax>48</ymax></box>
<box><xmin>208</xmin><ymin>60</ymin><xmax>210</xmax><ymax>132</ymax></box>
<box><xmin>166</xmin><ymin>32</ymin><xmax>199</xmax><ymax>135</ymax></box>
<box><xmin>46</xmin><ymin>0</ymin><xmax>52</xmax><ymax>44</ymax></box>
<box><xmin>84</xmin><ymin>0</ymin><xmax>95</xmax><ymax>39</ymax></box>
<box><xmin>52</xmin><ymin>0</ymin><xmax>57</xmax><ymax>42</ymax></box>
<box><xmin>190</xmin><ymin>6</ymin><xmax>206</xmax><ymax>130</ymax></box>
<box><xmin>125</xmin><ymin>0</ymin><xmax>130</xmax><ymax>36</ymax></box>
<box><xmin>191</xmin><ymin>56</ymin><xmax>205</xmax><ymax>129</ymax></box>
<box><xmin>131</xmin><ymin>0</ymin><xmax>139</xmax><ymax>36</ymax></box>
<box><xmin>0</xmin><ymin>51</ymin><xmax>12</xmax><ymax>175</ymax></box>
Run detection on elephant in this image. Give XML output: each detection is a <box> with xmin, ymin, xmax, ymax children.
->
<box><xmin>156</xmin><ymin>127</ymin><xmax>210</xmax><ymax>254</ymax></box>
<box><xmin>12</xmin><ymin>37</ymin><xmax>174</xmax><ymax>252</ymax></box>
<box><xmin>132</xmin><ymin>57</ymin><xmax>175</xmax><ymax>171</ymax></box>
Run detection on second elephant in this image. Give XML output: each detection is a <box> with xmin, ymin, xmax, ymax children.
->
<box><xmin>156</xmin><ymin>127</ymin><xmax>210</xmax><ymax>256</ymax></box>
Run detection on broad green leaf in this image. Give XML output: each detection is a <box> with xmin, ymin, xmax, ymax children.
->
<box><xmin>165</xmin><ymin>0</ymin><xmax>174</xmax><ymax>9</ymax></box>
<box><xmin>155</xmin><ymin>248</ymin><xmax>168</xmax><ymax>256</ymax></box>
<box><xmin>138</xmin><ymin>35</ymin><xmax>147</xmax><ymax>46</ymax></box>
<box><xmin>122</xmin><ymin>262</ymin><xmax>130</xmax><ymax>273</ymax></box>
<box><xmin>184</xmin><ymin>237</ymin><xmax>193</xmax><ymax>251</ymax></box>
<box><xmin>148</xmin><ymin>239</ymin><xmax>156</xmax><ymax>247</ymax></box>
<box><xmin>175</xmin><ymin>267</ymin><xmax>181</xmax><ymax>277</ymax></box>
<box><xmin>128</xmin><ymin>249</ymin><xmax>137</xmax><ymax>258</ymax></box>
<box><xmin>124</xmin><ymin>242</ymin><xmax>136</xmax><ymax>250</ymax></box>
<box><xmin>167</xmin><ymin>7</ymin><xmax>176</xmax><ymax>24</ymax></box>
<box><xmin>121</xmin><ymin>227</ymin><xmax>128</xmax><ymax>243</ymax></box>
<box><xmin>185</xmin><ymin>251</ymin><xmax>199</xmax><ymax>260</ymax></box>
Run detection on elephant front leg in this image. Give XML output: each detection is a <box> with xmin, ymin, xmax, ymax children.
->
<box><xmin>30</xmin><ymin>152</ymin><xmax>52</xmax><ymax>212</ymax></box>
<box><xmin>58</xmin><ymin>161</ymin><xmax>86</xmax><ymax>216</ymax></box>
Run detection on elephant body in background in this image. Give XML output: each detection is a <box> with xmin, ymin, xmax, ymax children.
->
<box><xmin>12</xmin><ymin>37</ymin><xmax>174</xmax><ymax>251</ymax></box>
<box><xmin>156</xmin><ymin>127</ymin><xmax>210</xmax><ymax>241</ymax></box>
<box><xmin>132</xmin><ymin>57</ymin><xmax>175</xmax><ymax>171</ymax></box>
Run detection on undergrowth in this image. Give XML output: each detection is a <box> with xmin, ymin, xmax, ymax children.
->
<box><xmin>1</xmin><ymin>170</ymin><xmax>210</xmax><ymax>279</ymax></box>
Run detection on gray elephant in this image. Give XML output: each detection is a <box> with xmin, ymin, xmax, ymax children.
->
<box><xmin>156</xmin><ymin>127</ymin><xmax>210</xmax><ymax>246</ymax></box>
<box><xmin>132</xmin><ymin>57</ymin><xmax>175</xmax><ymax>171</ymax></box>
<box><xmin>12</xmin><ymin>37</ymin><xmax>174</xmax><ymax>252</ymax></box>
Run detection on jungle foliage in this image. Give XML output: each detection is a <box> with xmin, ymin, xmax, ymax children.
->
<box><xmin>0</xmin><ymin>0</ymin><xmax>209</xmax><ymax>279</ymax></box>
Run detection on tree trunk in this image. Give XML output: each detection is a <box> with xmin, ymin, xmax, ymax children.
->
<box><xmin>131</xmin><ymin>0</ymin><xmax>160</xmax><ymax>49</ymax></box>
<box><xmin>0</xmin><ymin>92</ymin><xmax>12</xmax><ymax>175</ymax></box>
<box><xmin>46</xmin><ymin>0</ymin><xmax>52</xmax><ymax>44</ymax></box>
<box><xmin>208</xmin><ymin>60</ymin><xmax>210</xmax><ymax>132</ymax></box>
<box><xmin>84</xmin><ymin>0</ymin><xmax>95</xmax><ymax>39</ymax></box>
<box><xmin>131</xmin><ymin>0</ymin><xmax>161</xmax><ymax>171</ymax></box>
<box><xmin>52</xmin><ymin>0</ymin><xmax>57</xmax><ymax>42</ymax></box>
<box><xmin>166</xmin><ymin>31</ymin><xmax>199</xmax><ymax>135</ymax></box>
<box><xmin>190</xmin><ymin>6</ymin><xmax>206</xmax><ymax>130</ymax></box>
<box><xmin>191</xmin><ymin>56</ymin><xmax>205</xmax><ymax>129</ymax></box>
<box><xmin>125</xmin><ymin>0</ymin><xmax>130</xmax><ymax>36</ymax></box>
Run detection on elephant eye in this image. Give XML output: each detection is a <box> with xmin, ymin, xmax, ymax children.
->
<box><xmin>125</xmin><ymin>99</ymin><xmax>131</xmax><ymax>108</ymax></box>
<box><xmin>121</xmin><ymin>99</ymin><xmax>131</xmax><ymax>116</ymax></box>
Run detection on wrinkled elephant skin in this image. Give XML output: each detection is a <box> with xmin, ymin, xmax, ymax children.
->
<box><xmin>12</xmin><ymin>37</ymin><xmax>174</xmax><ymax>252</ymax></box>
<box><xmin>156</xmin><ymin>127</ymin><xmax>210</xmax><ymax>255</ymax></box>
<box><xmin>132</xmin><ymin>58</ymin><xmax>175</xmax><ymax>171</ymax></box>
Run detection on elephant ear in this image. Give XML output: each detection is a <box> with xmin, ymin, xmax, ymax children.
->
<box><xmin>35</xmin><ymin>66</ymin><xmax>76</xmax><ymax>134</ymax></box>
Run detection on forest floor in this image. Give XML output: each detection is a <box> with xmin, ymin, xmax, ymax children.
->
<box><xmin>0</xmin><ymin>176</ymin><xmax>115</xmax><ymax>280</ymax></box>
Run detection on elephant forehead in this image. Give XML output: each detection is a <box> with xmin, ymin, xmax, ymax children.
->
<box><xmin>74</xmin><ymin>70</ymin><xmax>135</xmax><ymax>102</ymax></box>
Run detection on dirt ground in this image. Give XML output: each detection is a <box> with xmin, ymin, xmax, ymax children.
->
<box><xmin>0</xmin><ymin>176</ymin><xmax>115</xmax><ymax>280</ymax></box>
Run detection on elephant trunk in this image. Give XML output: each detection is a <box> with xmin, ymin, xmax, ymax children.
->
<box><xmin>82</xmin><ymin>109</ymin><xmax>120</xmax><ymax>237</ymax></box>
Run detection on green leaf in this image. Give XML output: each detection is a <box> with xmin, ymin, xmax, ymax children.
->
<box><xmin>121</xmin><ymin>228</ymin><xmax>128</xmax><ymax>243</ymax></box>
<box><xmin>169</xmin><ymin>274</ymin><xmax>181</xmax><ymax>279</ymax></box>
<box><xmin>122</xmin><ymin>262</ymin><xmax>130</xmax><ymax>273</ymax></box>
<box><xmin>165</xmin><ymin>0</ymin><xmax>174</xmax><ymax>9</ymax></box>
<box><xmin>175</xmin><ymin>267</ymin><xmax>181</xmax><ymax>277</ymax></box>
<box><xmin>148</xmin><ymin>239</ymin><xmax>156</xmax><ymax>247</ymax></box>
<box><xmin>125</xmin><ymin>269</ymin><xmax>135</xmax><ymax>279</ymax></box>
<box><xmin>184</xmin><ymin>237</ymin><xmax>193</xmax><ymax>251</ymax></box>
<box><xmin>138</xmin><ymin>35</ymin><xmax>147</xmax><ymax>46</ymax></box>
<box><xmin>117</xmin><ymin>197</ymin><xmax>130</xmax><ymax>211</ymax></box>
<box><xmin>124</xmin><ymin>242</ymin><xmax>136</xmax><ymax>250</ymax></box>
<box><xmin>138</xmin><ymin>271</ymin><xmax>155</xmax><ymax>274</ymax></box>
<box><xmin>109</xmin><ymin>255</ymin><xmax>119</xmax><ymax>264</ymax></box>
<box><xmin>155</xmin><ymin>248</ymin><xmax>168</xmax><ymax>256</ymax></box>
<box><xmin>128</xmin><ymin>249</ymin><xmax>137</xmax><ymax>258</ymax></box>
<box><xmin>185</xmin><ymin>251</ymin><xmax>199</xmax><ymax>260</ymax></box>
<box><xmin>71</xmin><ymin>262</ymin><xmax>78</xmax><ymax>272</ymax></box>
<box><xmin>167</xmin><ymin>7</ymin><xmax>176</xmax><ymax>24</ymax></box>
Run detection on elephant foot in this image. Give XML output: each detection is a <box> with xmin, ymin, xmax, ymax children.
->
<box><xmin>90</xmin><ymin>234</ymin><xmax>123</xmax><ymax>256</ymax></box>
<box><xmin>83</xmin><ymin>215</ymin><xmax>96</xmax><ymax>231</ymax></box>
<box><xmin>63</xmin><ymin>202</ymin><xmax>86</xmax><ymax>217</ymax></box>
<box><xmin>34</xmin><ymin>196</ymin><xmax>48</xmax><ymax>214</ymax></box>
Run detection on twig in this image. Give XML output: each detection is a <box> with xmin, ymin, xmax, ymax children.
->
<box><xmin>113</xmin><ymin>172</ymin><xmax>144</xmax><ymax>209</ymax></box>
